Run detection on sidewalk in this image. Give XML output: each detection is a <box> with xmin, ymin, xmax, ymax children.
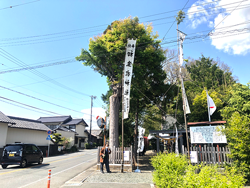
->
<box><xmin>61</xmin><ymin>150</ymin><xmax>157</xmax><ymax>188</ymax></box>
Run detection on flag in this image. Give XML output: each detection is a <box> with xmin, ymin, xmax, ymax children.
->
<box><xmin>181</xmin><ymin>78</ymin><xmax>191</xmax><ymax>114</ymax></box>
<box><xmin>123</xmin><ymin>39</ymin><xmax>136</xmax><ymax>119</ymax></box>
<box><xmin>207</xmin><ymin>93</ymin><xmax>216</xmax><ymax>116</ymax></box>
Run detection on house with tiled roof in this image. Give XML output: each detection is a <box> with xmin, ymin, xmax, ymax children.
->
<box><xmin>0</xmin><ymin>111</ymin><xmax>15</xmax><ymax>148</ymax></box>
<box><xmin>0</xmin><ymin>111</ymin><xmax>52</xmax><ymax>156</ymax></box>
<box><xmin>7</xmin><ymin>116</ymin><xmax>51</xmax><ymax>146</ymax></box>
<box><xmin>38</xmin><ymin>116</ymin><xmax>89</xmax><ymax>149</ymax></box>
<box><xmin>91</xmin><ymin>129</ymin><xmax>104</xmax><ymax>146</ymax></box>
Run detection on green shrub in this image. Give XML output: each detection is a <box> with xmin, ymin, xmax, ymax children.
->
<box><xmin>85</xmin><ymin>143</ymin><xmax>90</xmax><ymax>149</ymax></box>
<box><xmin>151</xmin><ymin>153</ymin><xmax>188</xmax><ymax>188</ymax></box>
<box><xmin>151</xmin><ymin>153</ymin><xmax>246</xmax><ymax>188</ymax></box>
<box><xmin>70</xmin><ymin>145</ymin><xmax>78</xmax><ymax>152</ymax></box>
<box><xmin>184</xmin><ymin>165</ymin><xmax>246</xmax><ymax>188</ymax></box>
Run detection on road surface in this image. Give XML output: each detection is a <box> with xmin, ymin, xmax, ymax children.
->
<box><xmin>0</xmin><ymin>149</ymin><xmax>97</xmax><ymax>188</ymax></box>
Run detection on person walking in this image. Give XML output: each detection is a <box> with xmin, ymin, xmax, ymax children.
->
<box><xmin>100</xmin><ymin>142</ymin><xmax>111</xmax><ymax>173</ymax></box>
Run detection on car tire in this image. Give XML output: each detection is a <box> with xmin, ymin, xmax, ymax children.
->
<box><xmin>1</xmin><ymin>165</ymin><xmax>8</xmax><ymax>169</ymax></box>
<box><xmin>38</xmin><ymin>157</ymin><xmax>43</xmax><ymax>164</ymax></box>
<box><xmin>20</xmin><ymin>159</ymin><xmax>27</xmax><ymax>168</ymax></box>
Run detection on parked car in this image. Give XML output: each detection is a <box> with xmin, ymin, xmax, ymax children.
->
<box><xmin>1</xmin><ymin>143</ymin><xmax>43</xmax><ymax>169</ymax></box>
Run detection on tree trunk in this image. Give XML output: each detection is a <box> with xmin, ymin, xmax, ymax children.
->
<box><xmin>133</xmin><ymin>99</ymin><xmax>139</xmax><ymax>168</ymax></box>
<box><xmin>109</xmin><ymin>83</ymin><xmax>122</xmax><ymax>149</ymax></box>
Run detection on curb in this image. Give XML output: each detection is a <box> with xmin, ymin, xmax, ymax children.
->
<box><xmin>62</xmin><ymin>160</ymin><xmax>97</xmax><ymax>187</ymax></box>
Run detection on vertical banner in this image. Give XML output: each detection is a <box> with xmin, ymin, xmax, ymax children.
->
<box><xmin>175</xmin><ymin>126</ymin><xmax>179</xmax><ymax>155</ymax></box>
<box><xmin>181</xmin><ymin>78</ymin><xmax>191</xmax><ymax>114</ymax></box>
<box><xmin>123</xmin><ymin>39</ymin><xmax>137</xmax><ymax>119</ymax></box>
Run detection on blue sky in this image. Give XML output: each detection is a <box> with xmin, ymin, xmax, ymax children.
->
<box><xmin>0</xmin><ymin>0</ymin><xmax>249</xmax><ymax>129</ymax></box>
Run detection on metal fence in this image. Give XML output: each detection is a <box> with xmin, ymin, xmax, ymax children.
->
<box><xmin>97</xmin><ymin>146</ymin><xmax>133</xmax><ymax>165</ymax></box>
<box><xmin>182</xmin><ymin>145</ymin><xmax>232</xmax><ymax>165</ymax></box>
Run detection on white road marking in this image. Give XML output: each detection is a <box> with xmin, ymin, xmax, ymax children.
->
<box><xmin>19</xmin><ymin>159</ymin><xmax>94</xmax><ymax>188</ymax></box>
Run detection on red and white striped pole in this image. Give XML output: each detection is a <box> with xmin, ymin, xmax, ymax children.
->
<box><xmin>47</xmin><ymin>169</ymin><xmax>51</xmax><ymax>188</ymax></box>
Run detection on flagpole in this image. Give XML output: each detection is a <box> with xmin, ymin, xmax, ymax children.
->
<box><xmin>206</xmin><ymin>90</ymin><xmax>215</xmax><ymax>163</ymax></box>
<box><xmin>121</xmin><ymin>62</ymin><xmax>125</xmax><ymax>173</ymax></box>
<box><xmin>206</xmin><ymin>90</ymin><xmax>211</xmax><ymax>123</ymax></box>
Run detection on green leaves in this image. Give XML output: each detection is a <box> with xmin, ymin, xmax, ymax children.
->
<box><xmin>176</xmin><ymin>10</ymin><xmax>185</xmax><ymax>25</ymax></box>
<box><xmin>151</xmin><ymin>153</ymin><xmax>246</xmax><ymax>188</ymax></box>
<box><xmin>221</xmin><ymin>83</ymin><xmax>250</xmax><ymax>180</ymax></box>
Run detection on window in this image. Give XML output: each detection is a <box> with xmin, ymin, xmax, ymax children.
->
<box><xmin>32</xmin><ymin>145</ymin><xmax>38</xmax><ymax>152</ymax></box>
<box><xmin>69</xmin><ymin>125</ymin><xmax>76</xmax><ymax>131</ymax></box>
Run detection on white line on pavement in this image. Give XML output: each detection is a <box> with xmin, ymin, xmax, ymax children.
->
<box><xmin>19</xmin><ymin>159</ymin><xmax>94</xmax><ymax>188</ymax></box>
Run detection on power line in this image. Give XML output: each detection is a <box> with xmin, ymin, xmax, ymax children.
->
<box><xmin>139</xmin><ymin>0</ymin><xmax>222</xmax><ymax>19</ymax></box>
<box><xmin>0</xmin><ymin>96</ymin><xmax>62</xmax><ymax>115</ymax></box>
<box><xmin>0</xmin><ymin>85</ymin><xmax>93</xmax><ymax>116</ymax></box>
<box><xmin>0</xmin><ymin>99</ymin><xmax>54</xmax><ymax>116</ymax></box>
<box><xmin>0</xmin><ymin>55</ymin><xmax>76</xmax><ymax>72</ymax></box>
<box><xmin>207</xmin><ymin>0</ymin><xmax>246</xmax><ymax>36</ymax></box>
<box><xmin>0</xmin><ymin>0</ymin><xmax>40</xmax><ymax>11</ymax></box>
<box><xmin>161</xmin><ymin>29</ymin><xmax>250</xmax><ymax>48</ymax></box>
<box><xmin>0</xmin><ymin>78</ymin><xmax>88</xmax><ymax>108</ymax></box>
<box><xmin>0</xmin><ymin>48</ymin><xmax>91</xmax><ymax>98</ymax></box>
<box><xmin>0</xmin><ymin>1</ymin><xmax>248</xmax><ymax>47</ymax></box>
<box><xmin>0</xmin><ymin>5</ymin><xmax>248</xmax><ymax>48</ymax></box>
<box><xmin>0</xmin><ymin>59</ymin><xmax>76</xmax><ymax>74</ymax></box>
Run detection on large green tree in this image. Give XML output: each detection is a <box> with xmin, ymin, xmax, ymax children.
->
<box><xmin>221</xmin><ymin>83</ymin><xmax>250</xmax><ymax>180</ymax></box>
<box><xmin>76</xmin><ymin>17</ymin><xmax>166</xmax><ymax>151</ymax></box>
<box><xmin>177</xmin><ymin>56</ymin><xmax>237</xmax><ymax>123</ymax></box>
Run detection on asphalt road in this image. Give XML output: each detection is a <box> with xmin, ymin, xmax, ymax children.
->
<box><xmin>0</xmin><ymin>149</ymin><xmax>97</xmax><ymax>188</ymax></box>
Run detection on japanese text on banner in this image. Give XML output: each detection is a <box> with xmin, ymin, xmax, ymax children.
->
<box><xmin>123</xmin><ymin>39</ymin><xmax>136</xmax><ymax>119</ymax></box>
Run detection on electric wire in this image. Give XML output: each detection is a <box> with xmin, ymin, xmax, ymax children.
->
<box><xmin>0</xmin><ymin>85</ymin><xmax>91</xmax><ymax>116</ymax></box>
<box><xmin>0</xmin><ymin>99</ymin><xmax>54</xmax><ymax>116</ymax></box>
<box><xmin>0</xmin><ymin>96</ymin><xmax>62</xmax><ymax>115</ymax></box>
<box><xmin>0</xmin><ymin>78</ymin><xmax>88</xmax><ymax>108</ymax></box>
<box><xmin>207</xmin><ymin>0</ymin><xmax>246</xmax><ymax>36</ymax></box>
<box><xmin>0</xmin><ymin>59</ymin><xmax>76</xmax><ymax>74</ymax></box>
<box><xmin>0</xmin><ymin>1</ymin><xmax>249</xmax><ymax>47</ymax></box>
<box><xmin>0</xmin><ymin>48</ymin><xmax>92</xmax><ymax>98</ymax></box>
<box><xmin>0</xmin><ymin>0</ymin><xmax>40</xmax><ymax>11</ymax></box>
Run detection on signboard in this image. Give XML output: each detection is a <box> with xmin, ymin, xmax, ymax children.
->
<box><xmin>124</xmin><ymin>151</ymin><xmax>130</xmax><ymax>161</ymax></box>
<box><xmin>46</xmin><ymin>135</ymin><xmax>51</xmax><ymax>140</ymax></box>
<box><xmin>190</xmin><ymin>151</ymin><xmax>198</xmax><ymax>163</ymax></box>
<box><xmin>123</xmin><ymin>39</ymin><xmax>136</xmax><ymax>119</ymax></box>
<box><xmin>190</xmin><ymin>126</ymin><xmax>227</xmax><ymax>144</ymax></box>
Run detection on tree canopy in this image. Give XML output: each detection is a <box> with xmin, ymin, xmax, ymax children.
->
<box><xmin>76</xmin><ymin>17</ymin><xmax>168</xmax><ymax>149</ymax></box>
<box><xmin>221</xmin><ymin>83</ymin><xmax>250</xmax><ymax>179</ymax></box>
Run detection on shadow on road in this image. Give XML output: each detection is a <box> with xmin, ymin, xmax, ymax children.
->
<box><xmin>137</xmin><ymin>150</ymin><xmax>157</xmax><ymax>172</ymax></box>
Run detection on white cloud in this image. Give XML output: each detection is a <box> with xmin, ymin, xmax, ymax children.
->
<box><xmin>208</xmin><ymin>21</ymin><xmax>214</xmax><ymax>28</ymax></box>
<box><xmin>188</xmin><ymin>0</ymin><xmax>250</xmax><ymax>55</ymax></box>
<box><xmin>188</xmin><ymin>0</ymin><xmax>219</xmax><ymax>29</ymax></box>
<box><xmin>81</xmin><ymin>107</ymin><xmax>107</xmax><ymax>130</ymax></box>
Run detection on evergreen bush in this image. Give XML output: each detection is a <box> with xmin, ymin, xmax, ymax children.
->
<box><xmin>151</xmin><ymin>153</ymin><xmax>246</xmax><ymax>188</ymax></box>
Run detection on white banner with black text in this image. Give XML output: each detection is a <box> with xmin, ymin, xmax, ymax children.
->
<box><xmin>123</xmin><ymin>39</ymin><xmax>136</xmax><ymax>119</ymax></box>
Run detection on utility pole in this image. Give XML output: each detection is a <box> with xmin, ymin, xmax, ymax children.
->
<box><xmin>89</xmin><ymin>95</ymin><xmax>96</xmax><ymax>145</ymax></box>
<box><xmin>176</xmin><ymin>10</ymin><xmax>190</xmax><ymax>160</ymax></box>
<box><xmin>177</xmin><ymin>29</ymin><xmax>190</xmax><ymax>160</ymax></box>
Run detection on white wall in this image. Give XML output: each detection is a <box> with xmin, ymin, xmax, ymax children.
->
<box><xmin>57</xmin><ymin>130</ymin><xmax>75</xmax><ymax>148</ymax></box>
<box><xmin>0</xmin><ymin>122</ymin><xmax>8</xmax><ymax>148</ymax></box>
<box><xmin>6</xmin><ymin>128</ymin><xmax>48</xmax><ymax>146</ymax></box>
<box><xmin>76</xmin><ymin>123</ymin><xmax>85</xmax><ymax>137</ymax></box>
